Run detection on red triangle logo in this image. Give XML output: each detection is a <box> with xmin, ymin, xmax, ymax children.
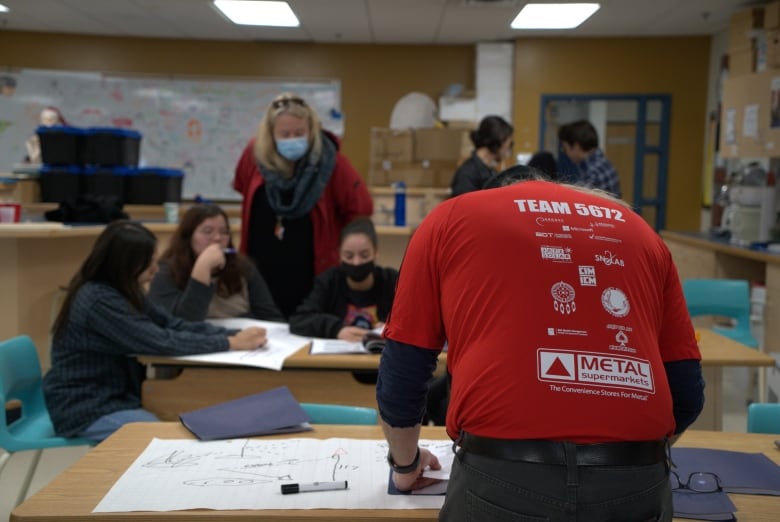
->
<box><xmin>546</xmin><ymin>357</ymin><xmax>571</xmax><ymax>377</ymax></box>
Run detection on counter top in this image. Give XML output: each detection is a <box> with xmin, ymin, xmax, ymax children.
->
<box><xmin>661</xmin><ymin>230</ymin><xmax>780</xmax><ymax>264</ymax></box>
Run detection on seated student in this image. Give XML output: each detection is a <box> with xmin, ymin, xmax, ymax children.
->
<box><xmin>289</xmin><ymin>217</ymin><xmax>397</xmax><ymax>342</ymax></box>
<box><xmin>43</xmin><ymin>220</ymin><xmax>267</xmax><ymax>442</ymax></box>
<box><xmin>148</xmin><ymin>204</ymin><xmax>283</xmax><ymax>322</ymax></box>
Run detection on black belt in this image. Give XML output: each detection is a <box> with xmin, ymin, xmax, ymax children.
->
<box><xmin>459</xmin><ymin>433</ymin><xmax>667</xmax><ymax>467</ymax></box>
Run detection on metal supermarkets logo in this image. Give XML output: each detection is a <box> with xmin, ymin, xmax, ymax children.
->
<box><xmin>537</xmin><ymin>349</ymin><xmax>654</xmax><ymax>393</ymax></box>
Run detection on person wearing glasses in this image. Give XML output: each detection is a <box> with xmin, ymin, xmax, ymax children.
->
<box><xmin>377</xmin><ymin>178</ymin><xmax>704</xmax><ymax>521</ymax></box>
<box><xmin>44</xmin><ymin>221</ymin><xmax>267</xmax><ymax>442</ymax></box>
<box><xmin>450</xmin><ymin>115</ymin><xmax>514</xmax><ymax>197</ymax></box>
<box><xmin>148</xmin><ymin>204</ymin><xmax>283</xmax><ymax>322</ymax></box>
<box><xmin>233</xmin><ymin>93</ymin><xmax>373</xmax><ymax>318</ymax></box>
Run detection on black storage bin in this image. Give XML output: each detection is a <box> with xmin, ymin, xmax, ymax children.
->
<box><xmin>37</xmin><ymin>126</ymin><xmax>85</xmax><ymax>165</ymax></box>
<box><xmin>84</xmin><ymin>127</ymin><xmax>141</xmax><ymax>167</ymax></box>
<box><xmin>39</xmin><ymin>165</ymin><xmax>83</xmax><ymax>203</ymax></box>
<box><xmin>82</xmin><ymin>166</ymin><xmax>134</xmax><ymax>201</ymax></box>
<box><xmin>125</xmin><ymin>167</ymin><xmax>184</xmax><ymax>205</ymax></box>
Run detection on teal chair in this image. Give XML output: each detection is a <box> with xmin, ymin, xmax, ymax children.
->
<box><xmin>299</xmin><ymin>403</ymin><xmax>378</xmax><ymax>425</ymax></box>
<box><xmin>747</xmin><ymin>403</ymin><xmax>780</xmax><ymax>434</ymax></box>
<box><xmin>0</xmin><ymin>335</ymin><xmax>92</xmax><ymax>507</ymax></box>
<box><xmin>682</xmin><ymin>278</ymin><xmax>758</xmax><ymax>348</ymax></box>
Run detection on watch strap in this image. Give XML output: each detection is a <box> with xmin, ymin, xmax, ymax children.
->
<box><xmin>387</xmin><ymin>447</ymin><xmax>420</xmax><ymax>474</ymax></box>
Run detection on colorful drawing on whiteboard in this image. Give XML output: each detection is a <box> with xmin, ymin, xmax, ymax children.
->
<box><xmin>0</xmin><ymin>68</ymin><xmax>340</xmax><ymax>200</ymax></box>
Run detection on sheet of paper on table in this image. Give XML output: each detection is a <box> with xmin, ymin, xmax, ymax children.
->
<box><xmin>168</xmin><ymin>318</ymin><xmax>310</xmax><ymax>371</ymax></box>
<box><xmin>93</xmin><ymin>437</ymin><xmax>455</xmax><ymax>512</ymax></box>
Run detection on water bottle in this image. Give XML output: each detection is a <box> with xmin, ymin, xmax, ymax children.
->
<box><xmin>393</xmin><ymin>181</ymin><xmax>406</xmax><ymax>227</ymax></box>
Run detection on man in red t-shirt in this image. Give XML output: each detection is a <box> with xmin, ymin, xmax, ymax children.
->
<box><xmin>377</xmin><ymin>175</ymin><xmax>704</xmax><ymax>521</ymax></box>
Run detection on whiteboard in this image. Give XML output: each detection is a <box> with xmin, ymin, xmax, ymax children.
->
<box><xmin>0</xmin><ymin>68</ymin><xmax>341</xmax><ymax>201</ymax></box>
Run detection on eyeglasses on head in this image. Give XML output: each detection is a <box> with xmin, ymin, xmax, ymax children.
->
<box><xmin>271</xmin><ymin>97</ymin><xmax>306</xmax><ymax>110</ymax></box>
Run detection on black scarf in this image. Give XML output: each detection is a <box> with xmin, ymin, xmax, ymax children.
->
<box><xmin>261</xmin><ymin>132</ymin><xmax>337</xmax><ymax>219</ymax></box>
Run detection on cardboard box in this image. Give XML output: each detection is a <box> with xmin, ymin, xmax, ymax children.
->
<box><xmin>730</xmin><ymin>7</ymin><xmax>765</xmax><ymax>51</ymax></box>
<box><xmin>386</xmin><ymin>164</ymin><xmax>436</xmax><ymax>188</ymax></box>
<box><xmin>730</xmin><ymin>47</ymin><xmax>757</xmax><ymax>76</ymax></box>
<box><xmin>370</xmin><ymin>128</ymin><xmax>413</xmax><ymax>163</ymax></box>
<box><xmin>766</xmin><ymin>1</ymin><xmax>780</xmax><ymax>29</ymax></box>
<box><xmin>414</xmin><ymin>128</ymin><xmax>469</xmax><ymax>162</ymax></box>
<box><xmin>439</xmin><ymin>96</ymin><xmax>477</xmax><ymax>122</ymax></box>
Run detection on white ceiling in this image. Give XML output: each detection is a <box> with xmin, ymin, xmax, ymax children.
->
<box><xmin>0</xmin><ymin>0</ymin><xmax>764</xmax><ymax>44</ymax></box>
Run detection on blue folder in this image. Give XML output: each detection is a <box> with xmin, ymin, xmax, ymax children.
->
<box><xmin>179</xmin><ymin>386</ymin><xmax>312</xmax><ymax>441</ymax></box>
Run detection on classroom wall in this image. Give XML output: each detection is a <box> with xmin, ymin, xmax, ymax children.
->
<box><xmin>1</xmin><ymin>31</ymin><xmax>711</xmax><ymax>230</ymax></box>
<box><xmin>512</xmin><ymin>37</ymin><xmax>711</xmax><ymax>231</ymax></box>
<box><xmin>0</xmin><ymin>31</ymin><xmax>475</xmax><ymax>187</ymax></box>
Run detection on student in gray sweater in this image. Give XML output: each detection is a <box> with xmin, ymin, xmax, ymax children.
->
<box><xmin>43</xmin><ymin>220</ymin><xmax>266</xmax><ymax>442</ymax></box>
<box><xmin>148</xmin><ymin>204</ymin><xmax>283</xmax><ymax>322</ymax></box>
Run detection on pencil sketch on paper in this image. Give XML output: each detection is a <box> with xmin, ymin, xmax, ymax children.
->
<box><xmin>141</xmin><ymin>438</ymin><xmax>359</xmax><ymax>487</ymax></box>
<box><xmin>94</xmin><ymin>437</ymin><xmax>452</xmax><ymax>513</ymax></box>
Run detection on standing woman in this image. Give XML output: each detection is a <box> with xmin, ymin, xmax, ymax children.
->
<box><xmin>148</xmin><ymin>204</ymin><xmax>283</xmax><ymax>322</ymax></box>
<box><xmin>289</xmin><ymin>217</ymin><xmax>398</xmax><ymax>342</ymax></box>
<box><xmin>43</xmin><ymin>220</ymin><xmax>266</xmax><ymax>442</ymax></box>
<box><xmin>233</xmin><ymin>93</ymin><xmax>373</xmax><ymax>318</ymax></box>
<box><xmin>450</xmin><ymin>115</ymin><xmax>514</xmax><ymax>197</ymax></box>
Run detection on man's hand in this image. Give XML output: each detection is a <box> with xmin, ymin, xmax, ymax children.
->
<box><xmin>391</xmin><ymin>448</ymin><xmax>442</xmax><ymax>492</ymax></box>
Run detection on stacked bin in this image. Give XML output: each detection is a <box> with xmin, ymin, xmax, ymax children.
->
<box><xmin>37</xmin><ymin>126</ymin><xmax>86</xmax><ymax>203</ymax></box>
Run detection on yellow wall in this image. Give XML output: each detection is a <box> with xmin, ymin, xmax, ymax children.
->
<box><xmin>513</xmin><ymin>37</ymin><xmax>711</xmax><ymax>231</ymax></box>
<box><xmin>1</xmin><ymin>32</ymin><xmax>711</xmax><ymax>230</ymax></box>
<box><xmin>0</xmin><ymin>31</ymin><xmax>475</xmax><ymax>184</ymax></box>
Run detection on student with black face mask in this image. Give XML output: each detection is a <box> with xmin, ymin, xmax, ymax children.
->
<box><xmin>289</xmin><ymin>217</ymin><xmax>398</xmax><ymax>343</ymax></box>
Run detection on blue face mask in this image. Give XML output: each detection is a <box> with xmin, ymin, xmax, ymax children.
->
<box><xmin>276</xmin><ymin>137</ymin><xmax>309</xmax><ymax>161</ymax></box>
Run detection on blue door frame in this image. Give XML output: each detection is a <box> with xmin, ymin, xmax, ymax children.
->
<box><xmin>539</xmin><ymin>94</ymin><xmax>672</xmax><ymax>230</ymax></box>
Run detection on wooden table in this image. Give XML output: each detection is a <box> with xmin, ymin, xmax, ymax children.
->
<box><xmin>0</xmin><ymin>222</ymin><xmax>412</xmax><ymax>371</ymax></box>
<box><xmin>693</xmin><ymin>329</ymin><xmax>776</xmax><ymax>431</ymax></box>
<box><xmin>139</xmin><ymin>349</ymin><xmax>446</xmax><ymax>420</ymax></box>
<box><xmin>10</xmin><ymin>423</ymin><xmax>780</xmax><ymax>521</ymax></box>
<box><xmin>139</xmin><ymin>329</ymin><xmax>771</xmax><ymax>428</ymax></box>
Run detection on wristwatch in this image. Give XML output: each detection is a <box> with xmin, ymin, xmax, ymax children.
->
<box><xmin>387</xmin><ymin>447</ymin><xmax>420</xmax><ymax>474</ymax></box>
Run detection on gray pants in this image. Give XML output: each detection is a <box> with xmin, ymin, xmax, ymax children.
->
<box><xmin>439</xmin><ymin>448</ymin><xmax>672</xmax><ymax>522</ymax></box>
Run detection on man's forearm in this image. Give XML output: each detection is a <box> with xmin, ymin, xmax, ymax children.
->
<box><xmin>381</xmin><ymin>419</ymin><xmax>422</xmax><ymax>468</ymax></box>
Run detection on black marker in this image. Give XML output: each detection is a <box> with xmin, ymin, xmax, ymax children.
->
<box><xmin>281</xmin><ymin>480</ymin><xmax>348</xmax><ymax>494</ymax></box>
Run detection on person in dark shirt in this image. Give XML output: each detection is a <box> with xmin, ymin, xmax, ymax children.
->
<box><xmin>450</xmin><ymin>115</ymin><xmax>514</xmax><ymax>197</ymax></box>
<box><xmin>289</xmin><ymin>217</ymin><xmax>398</xmax><ymax>342</ymax></box>
<box><xmin>43</xmin><ymin>220</ymin><xmax>267</xmax><ymax>442</ymax></box>
<box><xmin>148</xmin><ymin>204</ymin><xmax>283</xmax><ymax>322</ymax></box>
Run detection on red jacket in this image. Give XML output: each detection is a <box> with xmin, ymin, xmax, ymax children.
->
<box><xmin>232</xmin><ymin>135</ymin><xmax>374</xmax><ymax>275</ymax></box>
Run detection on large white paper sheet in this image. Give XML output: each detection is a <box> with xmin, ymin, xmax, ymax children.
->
<box><xmin>169</xmin><ymin>319</ymin><xmax>310</xmax><ymax>371</ymax></box>
<box><xmin>93</xmin><ymin>438</ymin><xmax>453</xmax><ymax>512</ymax></box>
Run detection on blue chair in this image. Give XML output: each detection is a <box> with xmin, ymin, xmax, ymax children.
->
<box><xmin>0</xmin><ymin>335</ymin><xmax>91</xmax><ymax>507</ymax></box>
<box><xmin>300</xmin><ymin>403</ymin><xmax>378</xmax><ymax>425</ymax></box>
<box><xmin>682</xmin><ymin>278</ymin><xmax>758</xmax><ymax>348</ymax></box>
<box><xmin>747</xmin><ymin>403</ymin><xmax>780</xmax><ymax>434</ymax></box>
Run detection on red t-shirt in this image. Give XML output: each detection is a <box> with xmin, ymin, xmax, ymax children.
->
<box><xmin>384</xmin><ymin>181</ymin><xmax>701</xmax><ymax>443</ymax></box>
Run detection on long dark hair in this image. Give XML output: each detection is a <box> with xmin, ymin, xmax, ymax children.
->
<box><xmin>52</xmin><ymin>220</ymin><xmax>157</xmax><ymax>338</ymax></box>
<box><xmin>160</xmin><ymin>204</ymin><xmax>249</xmax><ymax>297</ymax></box>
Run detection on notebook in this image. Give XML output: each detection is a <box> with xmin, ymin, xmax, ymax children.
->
<box><xmin>179</xmin><ymin>386</ymin><xmax>312</xmax><ymax>441</ymax></box>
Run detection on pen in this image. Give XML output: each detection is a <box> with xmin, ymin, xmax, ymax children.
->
<box><xmin>223</xmin><ymin>248</ymin><xmax>236</xmax><ymax>254</ymax></box>
<box><xmin>281</xmin><ymin>480</ymin><xmax>348</xmax><ymax>494</ymax></box>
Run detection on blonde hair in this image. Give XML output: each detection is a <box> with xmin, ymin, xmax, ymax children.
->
<box><xmin>254</xmin><ymin>92</ymin><xmax>323</xmax><ymax>177</ymax></box>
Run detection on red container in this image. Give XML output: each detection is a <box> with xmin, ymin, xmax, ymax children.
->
<box><xmin>0</xmin><ymin>202</ymin><xmax>21</xmax><ymax>222</ymax></box>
